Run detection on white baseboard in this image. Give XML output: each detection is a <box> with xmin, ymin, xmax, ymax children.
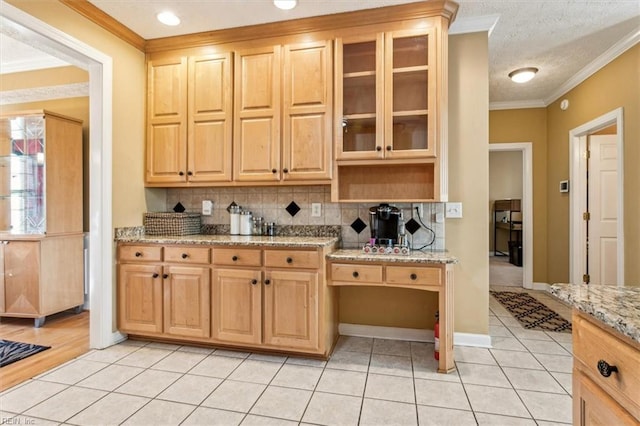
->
<box><xmin>338</xmin><ymin>323</ymin><xmax>492</xmax><ymax>348</ymax></box>
<box><xmin>532</xmin><ymin>282</ymin><xmax>551</xmax><ymax>291</ymax></box>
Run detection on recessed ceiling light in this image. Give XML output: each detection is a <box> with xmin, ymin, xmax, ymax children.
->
<box><xmin>274</xmin><ymin>0</ymin><xmax>297</xmax><ymax>10</ymax></box>
<box><xmin>508</xmin><ymin>67</ymin><xmax>538</xmax><ymax>83</ymax></box>
<box><xmin>157</xmin><ymin>11</ymin><xmax>180</xmax><ymax>26</ymax></box>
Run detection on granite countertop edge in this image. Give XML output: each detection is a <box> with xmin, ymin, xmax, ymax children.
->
<box><xmin>549</xmin><ymin>283</ymin><xmax>640</xmax><ymax>344</ymax></box>
<box><xmin>327</xmin><ymin>248</ymin><xmax>458</xmax><ymax>264</ymax></box>
<box><xmin>116</xmin><ymin>234</ymin><xmax>340</xmax><ymax>248</ymax></box>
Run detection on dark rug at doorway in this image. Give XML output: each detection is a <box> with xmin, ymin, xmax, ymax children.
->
<box><xmin>490</xmin><ymin>291</ymin><xmax>572</xmax><ymax>333</ymax></box>
<box><xmin>0</xmin><ymin>339</ymin><xmax>51</xmax><ymax>368</ymax></box>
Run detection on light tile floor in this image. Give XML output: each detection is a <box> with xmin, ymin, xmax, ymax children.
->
<box><xmin>1</xmin><ymin>290</ymin><xmax>573</xmax><ymax>425</ymax></box>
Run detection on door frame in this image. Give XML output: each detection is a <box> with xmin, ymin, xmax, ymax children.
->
<box><xmin>488</xmin><ymin>142</ymin><xmax>534</xmax><ymax>289</ymax></box>
<box><xmin>569</xmin><ymin>107</ymin><xmax>624</xmax><ymax>286</ymax></box>
<box><xmin>1</xmin><ymin>2</ymin><xmax>123</xmax><ymax>347</ymax></box>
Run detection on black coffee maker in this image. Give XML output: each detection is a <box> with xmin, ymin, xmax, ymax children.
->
<box><xmin>369</xmin><ymin>204</ymin><xmax>401</xmax><ymax>245</ymax></box>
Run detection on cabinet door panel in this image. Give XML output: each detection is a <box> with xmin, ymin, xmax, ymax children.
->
<box><xmin>147</xmin><ymin>123</ymin><xmax>187</xmax><ymax>183</ymax></box>
<box><xmin>575</xmin><ymin>371</ymin><xmax>637</xmax><ymax>426</ymax></box>
<box><xmin>2</xmin><ymin>241</ymin><xmax>40</xmax><ymax>314</ymax></box>
<box><xmin>164</xmin><ymin>265</ymin><xmax>210</xmax><ymax>338</ymax></box>
<box><xmin>264</xmin><ymin>270</ymin><xmax>318</xmax><ymax>350</ymax></box>
<box><xmin>118</xmin><ymin>264</ymin><xmax>163</xmax><ymax>334</ymax></box>
<box><xmin>188</xmin><ymin>54</ymin><xmax>232</xmax><ymax>182</ymax></box>
<box><xmin>211</xmin><ymin>268</ymin><xmax>262</xmax><ymax>344</ymax></box>
<box><xmin>235</xmin><ymin>118</ymin><xmax>279</xmax><ymax>181</ymax></box>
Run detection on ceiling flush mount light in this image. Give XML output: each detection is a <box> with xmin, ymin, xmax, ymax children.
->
<box><xmin>508</xmin><ymin>67</ymin><xmax>538</xmax><ymax>83</ymax></box>
<box><xmin>157</xmin><ymin>11</ymin><xmax>180</xmax><ymax>26</ymax></box>
<box><xmin>274</xmin><ymin>0</ymin><xmax>297</xmax><ymax>10</ymax></box>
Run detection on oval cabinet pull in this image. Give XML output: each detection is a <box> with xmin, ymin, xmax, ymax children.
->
<box><xmin>283</xmin><ymin>168</ymin><xmax>289</xmax><ymax>173</ymax></box>
<box><xmin>162</xmin><ymin>274</ymin><xmax>169</xmax><ymax>279</ymax></box>
<box><xmin>376</xmin><ymin>146</ymin><xmax>382</xmax><ymax>152</ymax></box>
<box><xmin>286</xmin><ymin>257</ymin><xmax>293</xmax><ymax>264</ymax></box>
<box><xmin>264</xmin><ymin>279</ymin><xmax>271</xmax><ymax>285</ymax></box>
<box><xmin>135</xmin><ymin>252</ymin><xmax>142</xmax><ymax>257</ymax></box>
<box><xmin>272</xmin><ymin>169</ymin><xmax>277</xmax><ymax>174</ymax></box>
<box><xmin>410</xmin><ymin>273</ymin><xmax>417</xmax><ymax>280</ymax></box>
<box><xmin>152</xmin><ymin>273</ymin><xmax>159</xmax><ymax>278</ymax></box>
<box><xmin>251</xmin><ymin>279</ymin><xmax>258</xmax><ymax>285</ymax></box>
<box><xmin>181</xmin><ymin>253</ymin><xmax>188</xmax><ymax>259</ymax></box>
<box><xmin>386</xmin><ymin>145</ymin><xmax>392</xmax><ymax>151</ymax></box>
<box><xmin>352</xmin><ymin>271</ymin><xmax>359</xmax><ymax>278</ymax></box>
<box><xmin>187</xmin><ymin>171</ymin><xmax>193</xmax><ymax>176</ymax></box>
<box><xmin>597</xmin><ymin>360</ymin><xmax>618</xmax><ymax>377</ymax></box>
<box><xmin>232</xmin><ymin>255</ymin><xmax>238</xmax><ymax>261</ymax></box>
<box><xmin>179</xmin><ymin>171</ymin><xmax>184</xmax><ymax>176</ymax></box>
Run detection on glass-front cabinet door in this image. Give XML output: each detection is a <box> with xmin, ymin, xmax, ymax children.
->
<box><xmin>335</xmin><ymin>28</ymin><xmax>435</xmax><ymax>160</ymax></box>
<box><xmin>0</xmin><ymin>115</ymin><xmax>45</xmax><ymax>234</ymax></box>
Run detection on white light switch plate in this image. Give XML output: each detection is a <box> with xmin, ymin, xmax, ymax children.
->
<box><xmin>445</xmin><ymin>202</ymin><xmax>462</xmax><ymax>218</ymax></box>
<box><xmin>202</xmin><ymin>200</ymin><xmax>213</xmax><ymax>216</ymax></box>
<box><xmin>311</xmin><ymin>203</ymin><xmax>322</xmax><ymax>217</ymax></box>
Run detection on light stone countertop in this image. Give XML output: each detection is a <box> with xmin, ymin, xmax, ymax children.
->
<box><xmin>549</xmin><ymin>283</ymin><xmax>640</xmax><ymax>344</ymax></box>
<box><xmin>327</xmin><ymin>248</ymin><xmax>458</xmax><ymax>264</ymax></box>
<box><xmin>116</xmin><ymin>234</ymin><xmax>340</xmax><ymax>249</ymax></box>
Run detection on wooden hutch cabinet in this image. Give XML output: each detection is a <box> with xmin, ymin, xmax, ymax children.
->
<box><xmin>0</xmin><ymin>111</ymin><xmax>84</xmax><ymax>327</ymax></box>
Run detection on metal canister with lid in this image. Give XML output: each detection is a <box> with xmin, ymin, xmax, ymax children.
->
<box><xmin>240</xmin><ymin>211</ymin><xmax>253</xmax><ymax>235</ymax></box>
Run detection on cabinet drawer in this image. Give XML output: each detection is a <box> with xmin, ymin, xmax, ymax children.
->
<box><xmin>213</xmin><ymin>248</ymin><xmax>262</xmax><ymax>267</ymax></box>
<box><xmin>165</xmin><ymin>246</ymin><xmax>210</xmax><ymax>264</ymax></box>
<box><xmin>330</xmin><ymin>263</ymin><xmax>383</xmax><ymax>284</ymax></box>
<box><xmin>264</xmin><ymin>250</ymin><xmax>319</xmax><ymax>269</ymax></box>
<box><xmin>119</xmin><ymin>245</ymin><xmax>162</xmax><ymax>262</ymax></box>
<box><xmin>573</xmin><ymin>312</ymin><xmax>640</xmax><ymax>414</ymax></box>
<box><xmin>386</xmin><ymin>266</ymin><xmax>441</xmax><ymax>286</ymax></box>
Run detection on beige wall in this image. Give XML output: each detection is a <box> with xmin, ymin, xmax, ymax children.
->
<box><xmin>489</xmin><ymin>151</ymin><xmax>523</xmax><ymax>252</ymax></box>
<box><xmin>446</xmin><ymin>32</ymin><xmax>490</xmax><ymax>335</ymax></box>
<box><xmin>546</xmin><ymin>44</ymin><xmax>639</xmax><ymax>285</ymax></box>
<box><xmin>6</xmin><ymin>0</ymin><xmax>152</xmax><ymax>229</ymax></box>
<box><xmin>489</xmin><ymin>108</ymin><xmax>547</xmax><ymax>282</ymax></box>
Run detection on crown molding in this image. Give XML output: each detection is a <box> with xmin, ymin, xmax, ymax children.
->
<box><xmin>449</xmin><ymin>14</ymin><xmax>499</xmax><ymax>37</ymax></box>
<box><xmin>59</xmin><ymin>0</ymin><xmax>145</xmax><ymax>51</ymax></box>
<box><xmin>489</xmin><ymin>99</ymin><xmax>546</xmax><ymax>111</ymax></box>
<box><xmin>0</xmin><ymin>82</ymin><xmax>89</xmax><ymax>105</ymax></box>
<box><xmin>544</xmin><ymin>28</ymin><xmax>640</xmax><ymax>106</ymax></box>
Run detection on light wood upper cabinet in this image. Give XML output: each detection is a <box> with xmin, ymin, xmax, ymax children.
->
<box><xmin>146</xmin><ymin>53</ymin><xmax>232</xmax><ymax>184</ymax></box>
<box><xmin>234</xmin><ymin>41</ymin><xmax>332</xmax><ymax>183</ymax></box>
<box><xmin>335</xmin><ymin>28</ymin><xmax>435</xmax><ymax>160</ymax></box>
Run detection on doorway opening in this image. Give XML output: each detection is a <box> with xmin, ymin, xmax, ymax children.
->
<box><xmin>488</xmin><ymin>143</ymin><xmax>533</xmax><ymax>289</ymax></box>
<box><xmin>1</xmin><ymin>2</ymin><xmax>121</xmax><ymax>348</ymax></box>
<box><xmin>569</xmin><ymin>108</ymin><xmax>624</xmax><ymax>286</ymax></box>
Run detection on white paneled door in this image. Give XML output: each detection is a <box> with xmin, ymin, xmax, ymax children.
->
<box><xmin>588</xmin><ymin>134</ymin><xmax>618</xmax><ymax>285</ymax></box>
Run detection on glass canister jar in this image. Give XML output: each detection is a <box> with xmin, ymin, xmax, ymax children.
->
<box><xmin>229</xmin><ymin>205</ymin><xmax>241</xmax><ymax>235</ymax></box>
<box><xmin>252</xmin><ymin>216</ymin><xmax>264</xmax><ymax>235</ymax></box>
<box><xmin>240</xmin><ymin>211</ymin><xmax>253</xmax><ymax>235</ymax></box>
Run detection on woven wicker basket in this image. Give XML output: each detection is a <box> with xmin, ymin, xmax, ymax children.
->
<box><xmin>143</xmin><ymin>212</ymin><xmax>201</xmax><ymax>236</ymax></box>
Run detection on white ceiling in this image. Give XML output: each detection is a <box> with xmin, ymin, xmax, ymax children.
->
<box><xmin>1</xmin><ymin>0</ymin><xmax>639</xmax><ymax>109</ymax></box>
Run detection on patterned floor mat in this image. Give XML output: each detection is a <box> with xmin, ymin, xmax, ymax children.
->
<box><xmin>490</xmin><ymin>291</ymin><xmax>572</xmax><ymax>333</ymax></box>
<box><xmin>0</xmin><ymin>339</ymin><xmax>51</xmax><ymax>368</ymax></box>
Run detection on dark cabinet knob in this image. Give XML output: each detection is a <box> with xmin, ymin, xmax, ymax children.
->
<box><xmin>597</xmin><ymin>360</ymin><xmax>618</xmax><ymax>377</ymax></box>
<box><xmin>283</xmin><ymin>168</ymin><xmax>289</xmax><ymax>173</ymax></box>
<box><xmin>163</xmin><ymin>274</ymin><xmax>169</xmax><ymax>279</ymax></box>
<box><xmin>179</xmin><ymin>171</ymin><xmax>184</xmax><ymax>176</ymax></box>
<box><xmin>265</xmin><ymin>279</ymin><xmax>271</xmax><ymax>285</ymax></box>
<box><xmin>386</xmin><ymin>146</ymin><xmax>392</xmax><ymax>151</ymax></box>
<box><xmin>152</xmin><ymin>273</ymin><xmax>159</xmax><ymax>278</ymax></box>
<box><xmin>376</xmin><ymin>146</ymin><xmax>382</xmax><ymax>151</ymax></box>
<box><xmin>232</xmin><ymin>255</ymin><xmax>238</xmax><ymax>261</ymax></box>
<box><xmin>251</xmin><ymin>279</ymin><xmax>258</xmax><ymax>285</ymax></box>
<box><xmin>410</xmin><ymin>273</ymin><xmax>417</xmax><ymax>280</ymax></box>
<box><xmin>181</xmin><ymin>253</ymin><xmax>188</xmax><ymax>259</ymax></box>
<box><xmin>272</xmin><ymin>169</ymin><xmax>277</xmax><ymax>174</ymax></box>
<box><xmin>352</xmin><ymin>271</ymin><xmax>359</xmax><ymax>278</ymax></box>
<box><xmin>135</xmin><ymin>252</ymin><xmax>142</xmax><ymax>257</ymax></box>
<box><xmin>286</xmin><ymin>257</ymin><xmax>293</xmax><ymax>264</ymax></box>
<box><xmin>187</xmin><ymin>171</ymin><xmax>193</xmax><ymax>176</ymax></box>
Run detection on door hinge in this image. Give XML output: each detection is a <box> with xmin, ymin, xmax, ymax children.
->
<box><xmin>583</xmin><ymin>212</ymin><xmax>590</xmax><ymax>221</ymax></box>
<box><xmin>585</xmin><ymin>150</ymin><xmax>591</xmax><ymax>159</ymax></box>
<box><xmin>583</xmin><ymin>274</ymin><xmax>590</xmax><ymax>284</ymax></box>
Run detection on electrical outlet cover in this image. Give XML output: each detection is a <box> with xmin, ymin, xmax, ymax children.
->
<box><xmin>445</xmin><ymin>202</ymin><xmax>463</xmax><ymax>218</ymax></box>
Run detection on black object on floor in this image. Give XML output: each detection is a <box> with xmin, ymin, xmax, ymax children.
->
<box><xmin>0</xmin><ymin>339</ymin><xmax>51</xmax><ymax>368</ymax></box>
<box><xmin>490</xmin><ymin>291</ymin><xmax>572</xmax><ymax>333</ymax></box>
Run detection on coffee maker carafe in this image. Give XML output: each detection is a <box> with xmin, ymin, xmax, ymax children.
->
<box><xmin>369</xmin><ymin>204</ymin><xmax>401</xmax><ymax>245</ymax></box>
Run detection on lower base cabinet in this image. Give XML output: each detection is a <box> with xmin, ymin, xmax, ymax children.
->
<box><xmin>117</xmin><ymin>242</ymin><xmax>336</xmax><ymax>357</ymax></box>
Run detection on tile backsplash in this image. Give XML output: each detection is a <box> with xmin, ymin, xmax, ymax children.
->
<box><xmin>165</xmin><ymin>186</ymin><xmax>445</xmax><ymax>250</ymax></box>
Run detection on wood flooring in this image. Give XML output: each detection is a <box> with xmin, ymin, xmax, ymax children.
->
<box><xmin>0</xmin><ymin>310</ymin><xmax>89</xmax><ymax>392</ymax></box>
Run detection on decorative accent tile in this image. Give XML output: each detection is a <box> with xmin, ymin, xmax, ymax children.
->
<box><xmin>405</xmin><ymin>218</ymin><xmax>421</xmax><ymax>235</ymax></box>
<box><xmin>285</xmin><ymin>201</ymin><xmax>301</xmax><ymax>217</ymax></box>
<box><xmin>350</xmin><ymin>218</ymin><xmax>367</xmax><ymax>234</ymax></box>
<box><xmin>226</xmin><ymin>201</ymin><xmax>238</xmax><ymax>212</ymax></box>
